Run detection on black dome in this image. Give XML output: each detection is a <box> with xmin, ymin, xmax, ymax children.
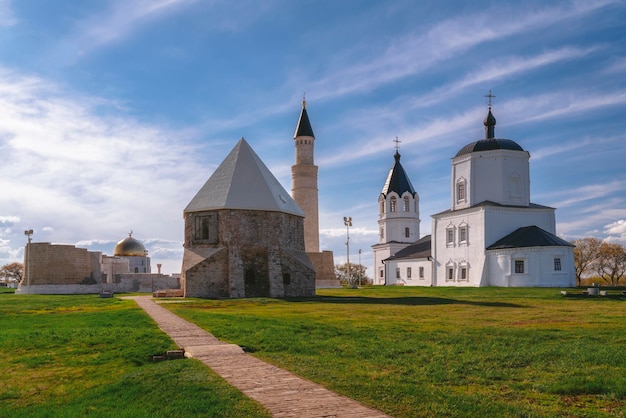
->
<box><xmin>455</xmin><ymin>138</ymin><xmax>524</xmax><ymax>157</ymax></box>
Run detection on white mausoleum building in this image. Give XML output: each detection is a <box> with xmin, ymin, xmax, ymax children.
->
<box><xmin>373</xmin><ymin>100</ymin><xmax>575</xmax><ymax>287</ymax></box>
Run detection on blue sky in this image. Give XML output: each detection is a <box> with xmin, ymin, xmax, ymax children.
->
<box><xmin>0</xmin><ymin>0</ymin><xmax>625</xmax><ymax>275</ymax></box>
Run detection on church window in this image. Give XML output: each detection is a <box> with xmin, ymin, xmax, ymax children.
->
<box><xmin>461</xmin><ymin>267</ymin><xmax>467</xmax><ymax>280</ymax></box>
<box><xmin>509</xmin><ymin>173</ymin><xmax>521</xmax><ymax>200</ymax></box>
<box><xmin>459</xmin><ymin>226</ymin><xmax>467</xmax><ymax>243</ymax></box>
<box><xmin>447</xmin><ymin>267</ymin><xmax>454</xmax><ymax>281</ymax></box>
<box><xmin>419</xmin><ymin>267</ymin><xmax>424</xmax><ymax>278</ymax></box>
<box><xmin>405</xmin><ymin>227</ymin><xmax>410</xmax><ymax>238</ymax></box>
<box><xmin>379</xmin><ymin>269</ymin><xmax>384</xmax><ymax>278</ymax></box>
<box><xmin>403</xmin><ymin>196</ymin><xmax>410</xmax><ymax>212</ymax></box>
<box><xmin>379</xmin><ymin>227</ymin><xmax>384</xmax><ymax>241</ymax></box>
<box><xmin>396</xmin><ymin>268</ymin><xmax>400</xmax><ymax>279</ymax></box>
<box><xmin>446</xmin><ymin>228</ymin><xmax>454</xmax><ymax>245</ymax></box>
<box><xmin>407</xmin><ymin>267</ymin><xmax>412</xmax><ymax>278</ymax></box>
<box><xmin>380</xmin><ymin>200</ymin><xmax>385</xmax><ymax>214</ymax></box>
<box><xmin>554</xmin><ymin>258</ymin><xmax>562</xmax><ymax>271</ymax></box>
<box><xmin>390</xmin><ymin>197</ymin><xmax>397</xmax><ymax>212</ymax></box>
<box><xmin>515</xmin><ymin>260</ymin><xmax>525</xmax><ymax>274</ymax></box>
<box><xmin>456</xmin><ymin>179</ymin><xmax>466</xmax><ymax>203</ymax></box>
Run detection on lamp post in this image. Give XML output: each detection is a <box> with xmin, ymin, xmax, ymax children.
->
<box><xmin>24</xmin><ymin>229</ymin><xmax>33</xmax><ymax>294</ymax></box>
<box><xmin>358</xmin><ymin>249</ymin><xmax>362</xmax><ymax>286</ymax></box>
<box><xmin>343</xmin><ymin>217</ymin><xmax>352</xmax><ymax>286</ymax></box>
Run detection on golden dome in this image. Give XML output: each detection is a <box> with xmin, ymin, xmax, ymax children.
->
<box><xmin>113</xmin><ymin>232</ymin><xmax>147</xmax><ymax>257</ymax></box>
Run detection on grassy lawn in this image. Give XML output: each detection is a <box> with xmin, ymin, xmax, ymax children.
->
<box><xmin>1</xmin><ymin>287</ymin><xmax>625</xmax><ymax>417</ymax></box>
<box><xmin>0</xmin><ymin>292</ymin><xmax>270</xmax><ymax>417</ymax></box>
<box><xmin>162</xmin><ymin>286</ymin><xmax>626</xmax><ymax>417</ymax></box>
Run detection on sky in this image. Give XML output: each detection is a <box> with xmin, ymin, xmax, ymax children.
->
<box><xmin>0</xmin><ymin>0</ymin><xmax>625</xmax><ymax>276</ymax></box>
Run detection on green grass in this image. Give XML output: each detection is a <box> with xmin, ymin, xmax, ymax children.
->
<box><xmin>163</xmin><ymin>287</ymin><xmax>626</xmax><ymax>417</ymax></box>
<box><xmin>0</xmin><ymin>293</ymin><xmax>270</xmax><ymax>417</ymax></box>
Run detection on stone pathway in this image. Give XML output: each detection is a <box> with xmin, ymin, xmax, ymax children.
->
<box><xmin>127</xmin><ymin>296</ymin><xmax>390</xmax><ymax>418</ymax></box>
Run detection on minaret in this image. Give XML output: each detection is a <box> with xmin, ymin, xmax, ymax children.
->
<box><xmin>291</xmin><ymin>97</ymin><xmax>320</xmax><ymax>253</ymax></box>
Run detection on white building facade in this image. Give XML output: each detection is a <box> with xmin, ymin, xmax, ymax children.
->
<box><xmin>374</xmin><ymin>103</ymin><xmax>576</xmax><ymax>288</ymax></box>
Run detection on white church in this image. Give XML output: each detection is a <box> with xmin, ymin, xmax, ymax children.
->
<box><xmin>372</xmin><ymin>99</ymin><xmax>576</xmax><ymax>287</ymax></box>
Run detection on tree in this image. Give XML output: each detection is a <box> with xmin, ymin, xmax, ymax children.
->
<box><xmin>572</xmin><ymin>237</ymin><xmax>602</xmax><ymax>286</ymax></box>
<box><xmin>595</xmin><ymin>242</ymin><xmax>626</xmax><ymax>286</ymax></box>
<box><xmin>0</xmin><ymin>262</ymin><xmax>23</xmax><ymax>283</ymax></box>
<box><xmin>335</xmin><ymin>263</ymin><xmax>371</xmax><ymax>286</ymax></box>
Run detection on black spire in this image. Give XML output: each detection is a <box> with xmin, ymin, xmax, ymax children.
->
<box><xmin>294</xmin><ymin>97</ymin><xmax>315</xmax><ymax>138</ymax></box>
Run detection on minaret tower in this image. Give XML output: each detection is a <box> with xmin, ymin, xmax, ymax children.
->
<box><xmin>291</xmin><ymin>97</ymin><xmax>320</xmax><ymax>253</ymax></box>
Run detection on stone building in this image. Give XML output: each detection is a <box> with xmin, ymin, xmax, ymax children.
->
<box><xmin>181</xmin><ymin>138</ymin><xmax>315</xmax><ymax>298</ymax></box>
<box><xmin>291</xmin><ymin>99</ymin><xmax>340</xmax><ymax>287</ymax></box>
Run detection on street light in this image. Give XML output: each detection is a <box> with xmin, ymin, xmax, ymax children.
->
<box><xmin>24</xmin><ymin>229</ymin><xmax>33</xmax><ymax>294</ymax></box>
<box><xmin>358</xmin><ymin>249</ymin><xmax>362</xmax><ymax>286</ymax></box>
<box><xmin>343</xmin><ymin>217</ymin><xmax>352</xmax><ymax>286</ymax></box>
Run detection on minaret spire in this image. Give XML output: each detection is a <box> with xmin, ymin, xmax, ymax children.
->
<box><xmin>483</xmin><ymin>90</ymin><xmax>496</xmax><ymax>139</ymax></box>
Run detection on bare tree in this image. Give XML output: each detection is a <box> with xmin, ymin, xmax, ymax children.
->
<box><xmin>0</xmin><ymin>262</ymin><xmax>24</xmax><ymax>283</ymax></box>
<box><xmin>595</xmin><ymin>242</ymin><xmax>626</xmax><ymax>286</ymax></box>
<box><xmin>335</xmin><ymin>263</ymin><xmax>370</xmax><ymax>286</ymax></box>
<box><xmin>572</xmin><ymin>237</ymin><xmax>602</xmax><ymax>286</ymax></box>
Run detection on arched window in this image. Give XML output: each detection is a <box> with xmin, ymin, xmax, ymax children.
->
<box><xmin>403</xmin><ymin>196</ymin><xmax>410</xmax><ymax>211</ymax></box>
<box><xmin>390</xmin><ymin>197</ymin><xmax>397</xmax><ymax>212</ymax></box>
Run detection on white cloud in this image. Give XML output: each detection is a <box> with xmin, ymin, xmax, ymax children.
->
<box><xmin>603</xmin><ymin>219</ymin><xmax>626</xmax><ymax>242</ymax></box>
<box><xmin>0</xmin><ymin>216</ymin><xmax>19</xmax><ymax>226</ymax></box>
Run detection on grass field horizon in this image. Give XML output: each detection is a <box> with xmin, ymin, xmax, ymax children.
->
<box><xmin>2</xmin><ymin>286</ymin><xmax>625</xmax><ymax>417</ymax></box>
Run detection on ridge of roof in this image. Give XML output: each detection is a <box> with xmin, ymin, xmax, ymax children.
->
<box><xmin>487</xmin><ymin>225</ymin><xmax>574</xmax><ymax>250</ymax></box>
<box><xmin>432</xmin><ymin>200</ymin><xmax>554</xmax><ymax>216</ymax></box>
<box><xmin>385</xmin><ymin>235</ymin><xmax>431</xmax><ymax>261</ymax></box>
<box><xmin>185</xmin><ymin>138</ymin><xmax>304</xmax><ymax>217</ymax></box>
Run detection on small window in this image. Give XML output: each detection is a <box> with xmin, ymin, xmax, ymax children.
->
<box><xmin>283</xmin><ymin>273</ymin><xmax>291</xmax><ymax>285</ymax></box>
<box><xmin>461</xmin><ymin>267</ymin><xmax>467</xmax><ymax>280</ymax></box>
<box><xmin>403</xmin><ymin>196</ymin><xmax>410</xmax><ymax>212</ymax></box>
<box><xmin>405</xmin><ymin>227</ymin><xmax>410</xmax><ymax>238</ymax></box>
<box><xmin>554</xmin><ymin>258</ymin><xmax>562</xmax><ymax>271</ymax></box>
<box><xmin>457</xmin><ymin>182</ymin><xmax>466</xmax><ymax>202</ymax></box>
<box><xmin>459</xmin><ymin>226</ymin><xmax>467</xmax><ymax>243</ymax></box>
<box><xmin>396</xmin><ymin>268</ymin><xmax>400</xmax><ymax>279</ymax></box>
<box><xmin>390</xmin><ymin>197</ymin><xmax>397</xmax><ymax>212</ymax></box>
<box><xmin>447</xmin><ymin>228</ymin><xmax>454</xmax><ymax>244</ymax></box>
<box><xmin>379</xmin><ymin>227</ymin><xmax>384</xmax><ymax>240</ymax></box>
<box><xmin>447</xmin><ymin>267</ymin><xmax>454</xmax><ymax>281</ymax></box>
<box><xmin>407</xmin><ymin>267</ymin><xmax>412</xmax><ymax>278</ymax></box>
<box><xmin>419</xmin><ymin>267</ymin><xmax>424</xmax><ymax>278</ymax></box>
<box><xmin>515</xmin><ymin>260</ymin><xmax>525</xmax><ymax>274</ymax></box>
<box><xmin>380</xmin><ymin>200</ymin><xmax>385</xmax><ymax>214</ymax></box>
<box><xmin>379</xmin><ymin>269</ymin><xmax>384</xmax><ymax>278</ymax></box>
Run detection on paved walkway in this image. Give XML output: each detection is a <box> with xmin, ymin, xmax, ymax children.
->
<box><xmin>127</xmin><ymin>296</ymin><xmax>390</xmax><ymax>418</ymax></box>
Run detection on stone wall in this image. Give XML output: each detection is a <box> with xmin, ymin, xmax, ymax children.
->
<box><xmin>183</xmin><ymin>209</ymin><xmax>315</xmax><ymax>298</ymax></box>
<box><xmin>25</xmin><ymin>242</ymin><xmax>102</xmax><ymax>285</ymax></box>
<box><xmin>307</xmin><ymin>250</ymin><xmax>341</xmax><ymax>288</ymax></box>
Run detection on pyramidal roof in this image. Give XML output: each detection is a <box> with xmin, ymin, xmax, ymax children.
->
<box><xmin>381</xmin><ymin>151</ymin><xmax>416</xmax><ymax>197</ymax></box>
<box><xmin>185</xmin><ymin>138</ymin><xmax>304</xmax><ymax>217</ymax></box>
